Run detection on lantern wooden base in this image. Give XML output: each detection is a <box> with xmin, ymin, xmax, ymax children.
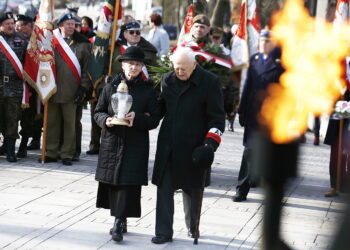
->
<box><xmin>110</xmin><ymin>117</ymin><xmax>129</xmax><ymax>126</ymax></box>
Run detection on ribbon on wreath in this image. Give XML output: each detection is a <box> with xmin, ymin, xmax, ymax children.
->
<box><xmin>179</xmin><ymin>41</ymin><xmax>233</xmax><ymax>69</ymax></box>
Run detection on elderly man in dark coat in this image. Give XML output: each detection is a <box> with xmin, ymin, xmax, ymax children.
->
<box><xmin>151</xmin><ymin>47</ymin><xmax>225</xmax><ymax>244</ymax></box>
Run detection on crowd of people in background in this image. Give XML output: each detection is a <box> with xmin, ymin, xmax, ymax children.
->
<box><xmin>0</xmin><ymin>4</ymin><xmax>348</xmax><ymax>246</ymax></box>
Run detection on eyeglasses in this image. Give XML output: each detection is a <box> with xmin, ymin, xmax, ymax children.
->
<box><xmin>128</xmin><ymin>30</ymin><xmax>140</xmax><ymax>36</ymax></box>
<box><xmin>212</xmin><ymin>36</ymin><xmax>221</xmax><ymax>40</ymax></box>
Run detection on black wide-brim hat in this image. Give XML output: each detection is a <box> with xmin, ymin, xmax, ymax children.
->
<box><xmin>118</xmin><ymin>46</ymin><xmax>147</xmax><ymax>63</ymax></box>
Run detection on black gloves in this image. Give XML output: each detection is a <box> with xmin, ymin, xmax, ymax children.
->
<box><xmin>74</xmin><ymin>86</ymin><xmax>86</xmax><ymax>103</ymax></box>
<box><xmin>192</xmin><ymin>144</ymin><xmax>214</xmax><ymax>169</ymax></box>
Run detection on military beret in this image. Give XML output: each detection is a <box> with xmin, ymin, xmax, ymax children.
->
<box><xmin>15</xmin><ymin>14</ymin><xmax>34</xmax><ymax>23</ymax></box>
<box><xmin>122</xmin><ymin>21</ymin><xmax>141</xmax><ymax>31</ymax></box>
<box><xmin>0</xmin><ymin>12</ymin><xmax>14</xmax><ymax>24</ymax></box>
<box><xmin>259</xmin><ymin>29</ymin><xmax>271</xmax><ymax>40</ymax></box>
<box><xmin>192</xmin><ymin>14</ymin><xmax>210</xmax><ymax>27</ymax></box>
<box><xmin>57</xmin><ymin>13</ymin><xmax>75</xmax><ymax>25</ymax></box>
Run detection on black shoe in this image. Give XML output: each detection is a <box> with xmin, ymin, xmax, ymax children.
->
<box><xmin>86</xmin><ymin>148</ymin><xmax>99</xmax><ymax>155</ymax></box>
<box><xmin>233</xmin><ymin>194</ymin><xmax>247</xmax><ymax>202</ymax></box>
<box><xmin>110</xmin><ymin>218</ymin><xmax>127</xmax><ymax>234</ymax></box>
<box><xmin>27</xmin><ymin>140</ymin><xmax>40</xmax><ymax>150</ymax></box>
<box><xmin>38</xmin><ymin>156</ymin><xmax>57</xmax><ymax>163</ymax></box>
<box><xmin>6</xmin><ymin>155</ymin><xmax>17</xmax><ymax>162</ymax></box>
<box><xmin>151</xmin><ymin>236</ymin><xmax>173</xmax><ymax>244</ymax></box>
<box><xmin>62</xmin><ymin>158</ymin><xmax>72</xmax><ymax>166</ymax></box>
<box><xmin>111</xmin><ymin>219</ymin><xmax>124</xmax><ymax>242</ymax></box>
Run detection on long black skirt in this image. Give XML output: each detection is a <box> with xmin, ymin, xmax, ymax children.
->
<box><xmin>96</xmin><ymin>182</ymin><xmax>141</xmax><ymax>218</ymax></box>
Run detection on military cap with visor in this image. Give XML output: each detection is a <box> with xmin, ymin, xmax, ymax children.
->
<box><xmin>122</xmin><ymin>21</ymin><xmax>141</xmax><ymax>31</ymax></box>
<box><xmin>56</xmin><ymin>13</ymin><xmax>75</xmax><ymax>25</ymax></box>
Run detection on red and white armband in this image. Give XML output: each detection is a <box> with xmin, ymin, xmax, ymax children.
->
<box><xmin>206</xmin><ymin>128</ymin><xmax>223</xmax><ymax>145</ymax></box>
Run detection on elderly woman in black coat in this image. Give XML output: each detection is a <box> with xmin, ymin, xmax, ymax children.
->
<box><xmin>94</xmin><ymin>46</ymin><xmax>161</xmax><ymax>242</ymax></box>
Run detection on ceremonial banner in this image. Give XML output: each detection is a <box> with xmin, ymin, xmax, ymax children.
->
<box><xmin>177</xmin><ymin>4</ymin><xmax>195</xmax><ymax>45</ymax></box>
<box><xmin>87</xmin><ymin>0</ymin><xmax>122</xmax><ymax>89</ymax></box>
<box><xmin>231</xmin><ymin>0</ymin><xmax>260</xmax><ymax>70</ymax></box>
<box><xmin>23</xmin><ymin>0</ymin><xmax>56</xmax><ymax>104</ymax></box>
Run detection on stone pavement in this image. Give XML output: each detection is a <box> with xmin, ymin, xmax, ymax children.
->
<box><xmin>0</xmin><ymin>108</ymin><xmax>346</xmax><ymax>250</ymax></box>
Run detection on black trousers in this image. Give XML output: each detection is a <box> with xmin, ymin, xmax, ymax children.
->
<box><xmin>236</xmin><ymin>147</ymin><xmax>252</xmax><ymax>196</ymax></box>
<box><xmin>155</xmin><ymin>165</ymin><xmax>203</xmax><ymax>237</ymax></box>
<box><xmin>75</xmin><ymin>104</ymin><xmax>83</xmax><ymax>156</ymax></box>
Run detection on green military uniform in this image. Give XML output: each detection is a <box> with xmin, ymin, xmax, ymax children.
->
<box><xmin>0</xmin><ymin>12</ymin><xmax>28</xmax><ymax>162</ymax></box>
<box><xmin>46</xmin><ymin>25</ymin><xmax>91</xmax><ymax>162</ymax></box>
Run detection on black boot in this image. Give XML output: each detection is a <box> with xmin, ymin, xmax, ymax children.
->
<box><xmin>111</xmin><ymin>218</ymin><xmax>124</xmax><ymax>242</ymax></box>
<box><xmin>110</xmin><ymin>218</ymin><xmax>127</xmax><ymax>235</ymax></box>
<box><xmin>17</xmin><ymin>137</ymin><xmax>28</xmax><ymax>158</ymax></box>
<box><xmin>6</xmin><ymin>138</ymin><xmax>17</xmax><ymax>162</ymax></box>
<box><xmin>0</xmin><ymin>138</ymin><xmax>7</xmax><ymax>155</ymax></box>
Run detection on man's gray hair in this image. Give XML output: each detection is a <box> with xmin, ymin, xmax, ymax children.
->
<box><xmin>170</xmin><ymin>47</ymin><xmax>196</xmax><ymax>63</ymax></box>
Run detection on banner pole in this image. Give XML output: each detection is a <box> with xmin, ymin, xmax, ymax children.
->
<box><xmin>108</xmin><ymin>0</ymin><xmax>121</xmax><ymax>75</ymax></box>
<box><xmin>41</xmin><ymin>102</ymin><xmax>48</xmax><ymax>165</ymax></box>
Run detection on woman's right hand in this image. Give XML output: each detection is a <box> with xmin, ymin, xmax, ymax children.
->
<box><xmin>106</xmin><ymin>117</ymin><xmax>114</xmax><ymax>127</ymax></box>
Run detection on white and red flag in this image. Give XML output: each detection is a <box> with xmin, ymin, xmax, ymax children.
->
<box><xmin>230</xmin><ymin>0</ymin><xmax>260</xmax><ymax>70</ymax></box>
<box><xmin>23</xmin><ymin>0</ymin><xmax>56</xmax><ymax>104</ymax></box>
<box><xmin>177</xmin><ymin>4</ymin><xmax>195</xmax><ymax>45</ymax></box>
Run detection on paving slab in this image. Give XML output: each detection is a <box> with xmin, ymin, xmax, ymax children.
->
<box><xmin>0</xmin><ymin>108</ymin><xmax>347</xmax><ymax>249</ymax></box>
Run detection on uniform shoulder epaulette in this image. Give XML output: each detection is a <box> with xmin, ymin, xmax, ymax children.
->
<box><xmin>275</xmin><ymin>58</ymin><xmax>281</xmax><ymax>63</ymax></box>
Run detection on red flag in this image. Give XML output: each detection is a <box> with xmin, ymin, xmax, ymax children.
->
<box><xmin>231</xmin><ymin>0</ymin><xmax>260</xmax><ymax>70</ymax></box>
<box><xmin>177</xmin><ymin>4</ymin><xmax>195</xmax><ymax>45</ymax></box>
<box><xmin>23</xmin><ymin>0</ymin><xmax>56</xmax><ymax>104</ymax></box>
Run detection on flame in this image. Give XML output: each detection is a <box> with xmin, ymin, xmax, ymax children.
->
<box><xmin>260</xmin><ymin>0</ymin><xmax>350</xmax><ymax>143</ymax></box>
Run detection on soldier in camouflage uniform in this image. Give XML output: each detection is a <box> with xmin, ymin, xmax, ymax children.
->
<box><xmin>0</xmin><ymin>12</ymin><xmax>28</xmax><ymax>162</ymax></box>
